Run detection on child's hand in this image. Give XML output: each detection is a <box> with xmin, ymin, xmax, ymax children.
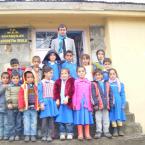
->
<box><xmin>56</xmin><ymin>99</ymin><xmax>60</xmax><ymax>106</ymax></box>
<box><xmin>63</xmin><ymin>97</ymin><xmax>68</xmax><ymax>105</ymax></box>
<box><xmin>7</xmin><ymin>103</ymin><xmax>13</xmax><ymax>109</ymax></box>
<box><xmin>40</xmin><ymin>103</ymin><xmax>45</xmax><ymax>110</ymax></box>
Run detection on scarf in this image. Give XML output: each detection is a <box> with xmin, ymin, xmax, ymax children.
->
<box><xmin>109</xmin><ymin>78</ymin><xmax>121</xmax><ymax>92</ymax></box>
<box><xmin>58</xmin><ymin>34</ymin><xmax>66</xmax><ymax>53</ymax></box>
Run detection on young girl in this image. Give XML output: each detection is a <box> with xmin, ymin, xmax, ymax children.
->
<box><xmin>0</xmin><ymin>72</ymin><xmax>10</xmax><ymax>140</ymax></box>
<box><xmin>54</xmin><ymin>69</ymin><xmax>75</xmax><ymax>140</ymax></box>
<box><xmin>73</xmin><ymin>67</ymin><xmax>93</xmax><ymax>140</ymax></box>
<box><xmin>81</xmin><ymin>54</ymin><xmax>93</xmax><ymax>81</ymax></box>
<box><xmin>38</xmin><ymin>66</ymin><xmax>58</xmax><ymax>142</ymax></box>
<box><xmin>42</xmin><ymin>50</ymin><xmax>61</xmax><ymax>81</ymax></box>
<box><xmin>108</xmin><ymin>68</ymin><xmax>126</xmax><ymax>137</ymax></box>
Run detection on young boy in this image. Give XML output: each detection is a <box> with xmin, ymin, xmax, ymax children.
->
<box><xmin>61</xmin><ymin>50</ymin><xmax>77</xmax><ymax>79</ymax></box>
<box><xmin>103</xmin><ymin>58</ymin><xmax>112</xmax><ymax>81</ymax></box>
<box><xmin>91</xmin><ymin>69</ymin><xmax>113</xmax><ymax>139</ymax></box>
<box><xmin>42</xmin><ymin>50</ymin><xmax>61</xmax><ymax>81</ymax></box>
<box><xmin>30</xmin><ymin>56</ymin><xmax>42</xmax><ymax>84</ymax></box>
<box><xmin>93</xmin><ymin>49</ymin><xmax>105</xmax><ymax>71</ymax></box>
<box><xmin>6</xmin><ymin>70</ymin><xmax>22</xmax><ymax>141</ymax></box>
<box><xmin>18</xmin><ymin>68</ymin><xmax>39</xmax><ymax>142</ymax></box>
<box><xmin>7</xmin><ymin>58</ymin><xmax>25</xmax><ymax>83</ymax></box>
<box><xmin>0</xmin><ymin>72</ymin><xmax>10</xmax><ymax>140</ymax></box>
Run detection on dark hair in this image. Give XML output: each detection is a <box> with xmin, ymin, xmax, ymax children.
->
<box><xmin>10</xmin><ymin>58</ymin><xmax>19</xmax><ymax>66</ymax></box>
<box><xmin>64</xmin><ymin>50</ymin><xmax>73</xmax><ymax>57</ymax></box>
<box><xmin>42</xmin><ymin>65</ymin><xmax>53</xmax><ymax>79</ymax></box>
<box><xmin>108</xmin><ymin>68</ymin><xmax>119</xmax><ymax>78</ymax></box>
<box><xmin>103</xmin><ymin>58</ymin><xmax>112</xmax><ymax>65</ymax></box>
<box><xmin>81</xmin><ymin>54</ymin><xmax>90</xmax><ymax>65</ymax></box>
<box><xmin>58</xmin><ymin>24</ymin><xmax>67</xmax><ymax>31</ymax></box>
<box><xmin>77</xmin><ymin>66</ymin><xmax>86</xmax><ymax>73</ymax></box>
<box><xmin>1</xmin><ymin>72</ymin><xmax>10</xmax><ymax>79</ymax></box>
<box><xmin>24</xmin><ymin>71</ymin><xmax>34</xmax><ymax>80</ymax></box>
<box><xmin>32</xmin><ymin>56</ymin><xmax>41</xmax><ymax>62</ymax></box>
<box><xmin>61</xmin><ymin>68</ymin><xmax>70</xmax><ymax>74</ymax></box>
<box><xmin>96</xmin><ymin>49</ymin><xmax>105</xmax><ymax>57</ymax></box>
<box><xmin>93</xmin><ymin>69</ymin><xmax>103</xmax><ymax>76</ymax></box>
<box><xmin>11</xmin><ymin>70</ymin><xmax>20</xmax><ymax>79</ymax></box>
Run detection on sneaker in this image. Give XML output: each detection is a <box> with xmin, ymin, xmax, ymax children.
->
<box><xmin>85</xmin><ymin>136</ymin><xmax>92</xmax><ymax>140</ymax></box>
<box><xmin>67</xmin><ymin>134</ymin><xmax>73</xmax><ymax>140</ymax></box>
<box><xmin>104</xmin><ymin>132</ymin><xmax>112</xmax><ymax>139</ymax></box>
<box><xmin>60</xmin><ymin>134</ymin><xmax>65</xmax><ymax>140</ymax></box>
<box><xmin>24</xmin><ymin>135</ymin><xmax>30</xmax><ymax>142</ymax></box>
<box><xmin>15</xmin><ymin>136</ymin><xmax>20</xmax><ymax>141</ymax></box>
<box><xmin>47</xmin><ymin>136</ymin><xmax>52</xmax><ymax>142</ymax></box>
<box><xmin>3</xmin><ymin>136</ymin><xmax>8</xmax><ymax>140</ymax></box>
<box><xmin>41</xmin><ymin>136</ymin><xmax>47</xmax><ymax>141</ymax></box>
<box><xmin>31</xmin><ymin>135</ymin><xmax>36</xmax><ymax>142</ymax></box>
<box><xmin>94</xmin><ymin>132</ymin><xmax>101</xmax><ymax>139</ymax></box>
<box><xmin>9</xmin><ymin>136</ymin><xmax>15</xmax><ymax>141</ymax></box>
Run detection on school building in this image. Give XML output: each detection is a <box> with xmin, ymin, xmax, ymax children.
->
<box><xmin>0</xmin><ymin>0</ymin><xmax>145</xmax><ymax>134</ymax></box>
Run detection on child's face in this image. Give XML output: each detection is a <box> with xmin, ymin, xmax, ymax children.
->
<box><xmin>104</xmin><ymin>62</ymin><xmax>111</xmax><ymax>70</ymax></box>
<box><xmin>11</xmin><ymin>75</ymin><xmax>20</xmax><ymax>85</ymax></box>
<box><xmin>11</xmin><ymin>64</ymin><xmax>19</xmax><ymax>69</ymax></box>
<box><xmin>77</xmin><ymin>67</ymin><xmax>86</xmax><ymax>79</ymax></box>
<box><xmin>44</xmin><ymin>70</ymin><xmax>53</xmax><ymax>80</ymax></box>
<box><xmin>109</xmin><ymin>70</ymin><xmax>117</xmax><ymax>80</ymax></box>
<box><xmin>1</xmin><ymin>74</ymin><xmax>9</xmax><ymax>84</ymax></box>
<box><xmin>65</xmin><ymin>53</ymin><xmax>73</xmax><ymax>62</ymax></box>
<box><xmin>61</xmin><ymin>70</ymin><xmax>69</xmax><ymax>81</ymax></box>
<box><xmin>58</xmin><ymin>27</ymin><xmax>67</xmax><ymax>36</ymax></box>
<box><xmin>32</xmin><ymin>58</ymin><xmax>41</xmax><ymax>68</ymax></box>
<box><xmin>97</xmin><ymin>51</ymin><xmax>105</xmax><ymax>61</ymax></box>
<box><xmin>49</xmin><ymin>53</ymin><xmax>56</xmax><ymax>62</ymax></box>
<box><xmin>95</xmin><ymin>72</ymin><xmax>103</xmax><ymax>81</ymax></box>
<box><xmin>82</xmin><ymin>57</ymin><xmax>90</xmax><ymax>66</ymax></box>
<box><xmin>26</xmin><ymin>73</ymin><xmax>34</xmax><ymax>84</ymax></box>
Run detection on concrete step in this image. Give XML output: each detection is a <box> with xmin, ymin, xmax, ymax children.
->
<box><xmin>0</xmin><ymin>134</ymin><xmax>145</xmax><ymax>145</ymax></box>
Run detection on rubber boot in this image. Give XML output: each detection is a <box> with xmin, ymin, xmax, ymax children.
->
<box><xmin>77</xmin><ymin>125</ymin><xmax>83</xmax><ymax>140</ymax></box>
<box><xmin>118</xmin><ymin>126</ymin><xmax>124</xmax><ymax>136</ymax></box>
<box><xmin>112</xmin><ymin>127</ymin><xmax>118</xmax><ymax>137</ymax></box>
<box><xmin>84</xmin><ymin>125</ymin><xmax>92</xmax><ymax>140</ymax></box>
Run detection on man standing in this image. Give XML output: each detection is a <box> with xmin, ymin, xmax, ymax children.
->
<box><xmin>51</xmin><ymin>24</ymin><xmax>76</xmax><ymax>63</ymax></box>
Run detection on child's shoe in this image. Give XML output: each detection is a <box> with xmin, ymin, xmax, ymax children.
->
<box><xmin>24</xmin><ymin>135</ymin><xmax>30</xmax><ymax>142</ymax></box>
<box><xmin>60</xmin><ymin>134</ymin><xmax>65</xmax><ymax>140</ymax></box>
<box><xmin>3</xmin><ymin>136</ymin><xmax>8</xmax><ymax>140</ymax></box>
<box><xmin>31</xmin><ymin>135</ymin><xmax>36</xmax><ymax>142</ymax></box>
<box><xmin>112</xmin><ymin>127</ymin><xmax>118</xmax><ymax>137</ymax></box>
<box><xmin>15</xmin><ymin>135</ymin><xmax>20</xmax><ymax>141</ymax></box>
<box><xmin>104</xmin><ymin>132</ymin><xmax>112</xmax><ymax>139</ymax></box>
<box><xmin>94</xmin><ymin>132</ymin><xmax>101</xmax><ymax>139</ymax></box>
<box><xmin>118</xmin><ymin>126</ymin><xmax>124</xmax><ymax>136</ymax></box>
<box><xmin>47</xmin><ymin>136</ymin><xmax>52</xmax><ymax>142</ymax></box>
<box><xmin>41</xmin><ymin>136</ymin><xmax>47</xmax><ymax>141</ymax></box>
<box><xmin>9</xmin><ymin>136</ymin><xmax>15</xmax><ymax>141</ymax></box>
<box><xmin>67</xmin><ymin>134</ymin><xmax>73</xmax><ymax>140</ymax></box>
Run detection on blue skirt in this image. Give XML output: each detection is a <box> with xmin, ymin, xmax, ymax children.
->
<box><xmin>55</xmin><ymin>104</ymin><xmax>73</xmax><ymax>124</ymax></box>
<box><xmin>39</xmin><ymin>98</ymin><xmax>59</xmax><ymax>118</ymax></box>
<box><xmin>73</xmin><ymin>97</ymin><xmax>94</xmax><ymax>125</ymax></box>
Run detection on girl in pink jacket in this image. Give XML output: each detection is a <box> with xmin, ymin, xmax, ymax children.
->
<box><xmin>73</xmin><ymin>66</ymin><xmax>93</xmax><ymax>140</ymax></box>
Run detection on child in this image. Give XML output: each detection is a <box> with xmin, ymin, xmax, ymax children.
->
<box><xmin>73</xmin><ymin>67</ymin><xmax>93</xmax><ymax>140</ymax></box>
<box><xmin>42</xmin><ymin>50</ymin><xmax>61</xmax><ymax>81</ymax></box>
<box><xmin>103</xmin><ymin>58</ymin><xmax>112</xmax><ymax>81</ymax></box>
<box><xmin>7</xmin><ymin>58</ymin><xmax>25</xmax><ymax>83</ymax></box>
<box><xmin>18</xmin><ymin>68</ymin><xmax>39</xmax><ymax>142</ymax></box>
<box><xmin>61</xmin><ymin>50</ymin><xmax>77</xmax><ymax>79</ymax></box>
<box><xmin>6</xmin><ymin>70</ymin><xmax>22</xmax><ymax>141</ymax></box>
<box><xmin>0</xmin><ymin>72</ymin><xmax>10</xmax><ymax>140</ymax></box>
<box><xmin>91</xmin><ymin>69</ymin><xmax>113</xmax><ymax>139</ymax></box>
<box><xmin>81</xmin><ymin>54</ymin><xmax>93</xmax><ymax>81</ymax></box>
<box><xmin>54</xmin><ymin>69</ymin><xmax>75</xmax><ymax>140</ymax></box>
<box><xmin>108</xmin><ymin>68</ymin><xmax>126</xmax><ymax>137</ymax></box>
<box><xmin>30</xmin><ymin>56</ymin><xmax>42</xmax><ymax>85</ymax></box>
<box><xmin>38</xmin><ymin>66</ymin><xmax>58</xmax><ymax>142</ymax></box>
<box><xmin>93</xmin><ymin>49</ymin><xmax>105</xmax><ymax>71</ymax></box>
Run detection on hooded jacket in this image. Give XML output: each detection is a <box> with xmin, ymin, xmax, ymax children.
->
<box><xmin>18</xmin><ymin>68</ymin><xmax>39</xmax><ymax>111</ymax></box>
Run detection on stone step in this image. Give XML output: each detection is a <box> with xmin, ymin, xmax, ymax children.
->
<box><xmin>0</xmin><ymin>134</ymin><xmax>145</xmax><ymax>145</ymax></box>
